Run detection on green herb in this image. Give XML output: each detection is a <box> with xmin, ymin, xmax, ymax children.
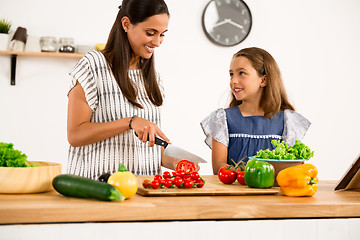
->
<box><xmin>0</xmin><ymin>142</ymin><xmax>28</xmax><ymax>167</ymax></box>
<box><xmin>0</xmin><ymin>18</ymin><xmax>12</xmax><ymax>34</ymax></box>
<box><xmin>255</xmin><ymin>140</ymin><xmax>314</xmax><ymax>160</ymax></box>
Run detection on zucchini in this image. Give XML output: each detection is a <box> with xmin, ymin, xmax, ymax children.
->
<box><xmin>52</xmin><ymin>174</ymin><xmax>125</xmax><ymax>201</ymax></box>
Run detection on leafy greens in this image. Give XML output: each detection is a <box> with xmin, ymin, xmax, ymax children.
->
<box><xmin>0</xmin><ymin>142</ymin><xmax>29</xmax><ymax>167</ymax></box>
<box><xmin>255</xmin><ymin>140</ymin><xmax>314</xmax><ymax>160</ymax></box>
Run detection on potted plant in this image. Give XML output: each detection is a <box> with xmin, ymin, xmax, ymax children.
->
<box><xmin>0</xmin><ymin>18</ymin><xmax>12</xmax><ymax>51</ymax></box>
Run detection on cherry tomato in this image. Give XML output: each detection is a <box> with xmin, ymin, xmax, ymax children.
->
<box><xmin>190</xmin><ymin>171</ymin><xmax>200</xmax><ymax>181</ymax></box>
<box><xmin>151</xmin><ymin>180</ymin><xmax>160</xmax><ymax>189</ymax></box>
<box><xmin>142</xmin><ymin>179</ymin><xmax>152</xmax><ymax>188</ymax></box>
<box><xmin>218</xmin><ymin>166</ymin><xmax>237</xmax><ymax>184</ymax></box>
<box><xmin>163</xmin><ymin>178</ymin><xmax>174</xmax><ymax>188</ymax></box>
<box><xmin>174</xmin><ymin>176</ymin><xmax>184</xmax><ymax>188</ymax></box>
<box><xmin>184</xmin><ymin>179</ymin><xmax>194</xmax><ymax>189</ymax></box>
<box><xmin>177</xmin><ymin>170</ymin><xmax>186</xmax><ymax>178</ymax></box>
<box><xmin>162</xmin><ymin>171</ymin><xmax>171</xmax><ymax>179</ymax></box>
<box><xmin>154</xmin><ymin>174</ymin><xmax>163</xmax><ymax>181</ymax></box>
<box><xmin>183</xmin><ymin>174</ymin><xmax>191</xmax><ymax>180</ymax></box>
<box><xmin>236</xmin><ymin>170</ymin><xmax>246</xmax><ymax>185</ymax></box>
<box><xmin>176</xmin><ymin>160</ymin><xmax>196</xmax><ymax>173</ymax></box>
<box><xmin>195</xmin><ymin>178</ymin><xmax>205</xmax><ymax>188</ymax></box>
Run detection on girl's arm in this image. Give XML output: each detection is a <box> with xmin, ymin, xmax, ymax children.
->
<box><xmin>67</xmin><ymin>81</ymin><xmax>170</xmax><ymax>147</ymax></box>
<box><xmin>211</xmin><ymin>138</ymin><xmax>228</xmax><ymax>175</ymax></box>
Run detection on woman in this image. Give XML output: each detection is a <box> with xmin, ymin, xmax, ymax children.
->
<box><xmin>67</xmin><ymin>0</ymin><xmax>178</xmax><ymax>179</ymax></box>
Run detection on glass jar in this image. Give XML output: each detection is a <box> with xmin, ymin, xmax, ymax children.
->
<box><xmin>58</xmin><ymin>37</ymin><xmax>75</xmax><ymax>53</ymax></box>
<box><xmin>40</xmin><ymin>36</ymin><xmax>57</xmax><ymax>52</ymax></box>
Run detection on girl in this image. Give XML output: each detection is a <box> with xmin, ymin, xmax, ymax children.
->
<box><xmin>201</xmin><ymin>47</ymin><xmax>311</xmax><ymax>174</ymax></box>
<box><xmin>67</xmin><ymin>0</ymin><xmax>179</xmax><ymax>179</ymax></box>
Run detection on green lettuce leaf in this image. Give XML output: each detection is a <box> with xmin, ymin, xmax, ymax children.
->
<box><xmin>0</xmin><ymin>142</ymin><xmax>28</xmax><ymax>167</ymax></box>
<box><xmin>255</xmin><ymin>140</ymin><xmax>314</xmax><ymax>160</ymax></box>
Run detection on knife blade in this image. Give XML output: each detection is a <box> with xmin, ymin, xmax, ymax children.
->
<box><xmin>134</xmin><ymin>132</ymin><xmax>207</xmax><ymax>163</ymax></box>
<box><xmin>154</xmin><ymin>137</ymin><xmax>207</xmax><ymax>163</ymax></box>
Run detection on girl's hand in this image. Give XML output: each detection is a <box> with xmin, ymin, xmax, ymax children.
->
<box><xmin>131</xmin><ymin>116</ymin><xmax>170</xmax><ymax>147</ymax></box>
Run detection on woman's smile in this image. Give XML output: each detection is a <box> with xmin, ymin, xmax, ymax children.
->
<box><xmin>145</xmin><ymin>45</ymin><xmax>155</xmax><ymax>53</ymax></box>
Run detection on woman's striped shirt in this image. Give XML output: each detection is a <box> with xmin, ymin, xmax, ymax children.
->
<box><xmin>67</xmin><ymin>51</ymin><xmax>163</xmax><ymax>179</ymax></box>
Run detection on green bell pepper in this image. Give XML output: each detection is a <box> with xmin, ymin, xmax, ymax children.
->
<box><xmin>244</xmin><ymin>159</ymin><xmax>275</xmax><ymax>188</ymax></box>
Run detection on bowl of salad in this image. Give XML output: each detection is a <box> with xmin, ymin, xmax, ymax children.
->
<box><xmin>0</xmin><ymin>142</ymin><xmax>61</xmax><ymax>193</ymax></box>
<box><xmin>251</xmin><ymin>140</ymin><xmax>314</xmax><ymax>186</ymax></box>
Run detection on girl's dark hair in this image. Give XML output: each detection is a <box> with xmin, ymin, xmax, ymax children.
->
<box><xmin>229</xmin><ymin>47</ymin><xmax>295</xmax><ymax>118</ymax></box>
<box><xmin>102</xmin><ymin>0</ymin><xmax>169</xmax><ymax>108</ymax></box>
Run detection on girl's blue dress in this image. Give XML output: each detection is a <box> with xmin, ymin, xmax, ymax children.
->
<box><xmin>200</xmin><ymin>106</ymin><xmax>311</xmax><ymax>165</ymax></box>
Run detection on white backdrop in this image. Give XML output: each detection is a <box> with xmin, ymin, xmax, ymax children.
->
<box><xmin>1</xmin><ymin>0</ymin><xmax>359</xmax><ymax>180</ymax></box>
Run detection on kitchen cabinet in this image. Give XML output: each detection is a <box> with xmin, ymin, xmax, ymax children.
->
<box><xmin>0</xmin><ymin>50</ymin><xmax>84</xmax><ymax>85</ymax></box>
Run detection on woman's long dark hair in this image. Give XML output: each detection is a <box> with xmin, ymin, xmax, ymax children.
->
<box><xmin>102</xmin><ymin>0</ymin><xmax>169</xmax><ymax>108</ymax></box>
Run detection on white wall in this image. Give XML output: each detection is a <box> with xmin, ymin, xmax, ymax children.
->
<box><xmin>1</xmin><ymin>0</ymin><xmax>359</xmax><ymax>180</ymax></box>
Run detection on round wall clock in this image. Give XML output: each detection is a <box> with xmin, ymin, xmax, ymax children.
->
<box><xmin>202</xmin><ymin>0</ymin><xmax>252</xmax><ymax>47</ymax></box>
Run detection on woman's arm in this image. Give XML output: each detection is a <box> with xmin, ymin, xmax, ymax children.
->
<box><xmin>67</xmin><ymin>82</ymin><xmax>132</xmax><ymax>147</ymax></box>
<box><xmin>212</xmin><ymin>138</ymin><xmax>228</xmax><ymax>175</ymax></box>
<box><xmin>67</xmin><ymin>81</ymin><xmax>170</xmax><ymax>147</ymax></box>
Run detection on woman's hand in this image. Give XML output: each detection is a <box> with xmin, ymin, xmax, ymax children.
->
<box><xmin>131</xmin><ymin>116</ymin><xmax>170</xmax><ymax>147</ymax></box>
<box><xmin>161</xmin><ymin>155</ymin><xmax>201</xmax><ymax>172</ymax></box>
<box><xmin>192</xmin><ymin>161</ymin><xmax>200</xmax><ymax>172</ymax></box>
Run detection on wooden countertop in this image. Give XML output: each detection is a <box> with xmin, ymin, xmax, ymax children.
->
<box><xmin>1</xmin><ymin>176</ymin><xmax>360</xmax><ymax>224</ymax></box>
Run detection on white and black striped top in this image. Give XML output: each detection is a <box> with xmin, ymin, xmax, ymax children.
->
<box><xmin>67</xmin><ymin>51</ymin><xmax>163</xmax><ymax>179</ymax></box>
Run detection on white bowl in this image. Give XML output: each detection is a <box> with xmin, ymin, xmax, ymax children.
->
<box><xmin>0</xmin><ymin>161</ymin><xmax>61</xmax><ymax>194</ymax></box>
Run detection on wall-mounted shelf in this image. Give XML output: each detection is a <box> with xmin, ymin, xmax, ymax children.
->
<box><xmin>0</xmin><ymin>50</ymin><xmax>84</xmax><ymax>85</ymax></box>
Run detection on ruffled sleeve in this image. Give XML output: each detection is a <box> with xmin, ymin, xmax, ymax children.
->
<box><xmin>200</xmin><ymin>108</ymin><xmax>229</xmax><ymax>149</ymax></box>
<box><xmin>68</xmin><ymin>52</ymin><xmax>99</xmax><ymax>111</ymax></box>
<box><xmin>282</xmin><ymin>110</ymin><xmax>311</xmax><ymax>145</ymax></box>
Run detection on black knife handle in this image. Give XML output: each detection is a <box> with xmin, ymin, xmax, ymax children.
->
<box><xmin>134</xmin><ymin>132</ymin><xmax>168</xmax><ymax>148</ymax></box>
<box><xmin>155</xmin><ymin>137</ymin><xmax>168</xmax><ymax>148</ymax></box>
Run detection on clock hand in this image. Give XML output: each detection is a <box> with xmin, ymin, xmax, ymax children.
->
<box><xmin>212</xmin><ymin>19</ymin><xmax>229</xmax><ymax>28</ymax></box>
<box><xmin>227</xmin><ymin>19</ymin><xmax>244</xmax><ymax>29</ymax></box>
<box><xmin>213</xmin><ymin>18</ymin><xmax>244</xmax><ymax>30</ymax></box>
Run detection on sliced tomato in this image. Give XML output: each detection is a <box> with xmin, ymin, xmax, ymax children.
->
<box><xmin>176</xmin><ymin>160</ymin><xmax>196</xmax><ymax>173</ymax></box>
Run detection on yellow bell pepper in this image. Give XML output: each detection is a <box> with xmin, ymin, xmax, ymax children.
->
<box><xmin>276</xmin><ymin>164</ymin><xmax>318</xmax><ymax>197</ymax></box>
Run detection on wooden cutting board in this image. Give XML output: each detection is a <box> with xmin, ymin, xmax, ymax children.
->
<box><xmin>137</xmin><ymin>175</ymin><xmax>279</xmax><ymax>196</ymax></box>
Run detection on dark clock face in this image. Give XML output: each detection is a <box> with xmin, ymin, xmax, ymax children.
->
<box><xmin>202</xmin><ymin>0</ymin><xmax>252</xmax><ymax>46</ymax></box>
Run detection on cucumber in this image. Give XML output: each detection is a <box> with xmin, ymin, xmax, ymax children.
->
<box><xmin>52</xmin><ymin>174</ymin><xmax>125</xmax><ymax>201</ymax></box>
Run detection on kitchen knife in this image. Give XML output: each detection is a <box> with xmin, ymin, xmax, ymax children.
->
<box><xmin>134</xmin><ymin>133</ymin><xmax>207</xmax><ymax>163</ymax></box>
<box><xmin>155</xmin><ymin>137</ymin><xmax>207</xmax><ymax>163</ymax></box>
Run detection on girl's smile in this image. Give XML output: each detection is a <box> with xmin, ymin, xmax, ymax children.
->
<box><xmin>232</xmin><ymin>87</ymin><xmax>243</xmax><ymax>94</ymax></box>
